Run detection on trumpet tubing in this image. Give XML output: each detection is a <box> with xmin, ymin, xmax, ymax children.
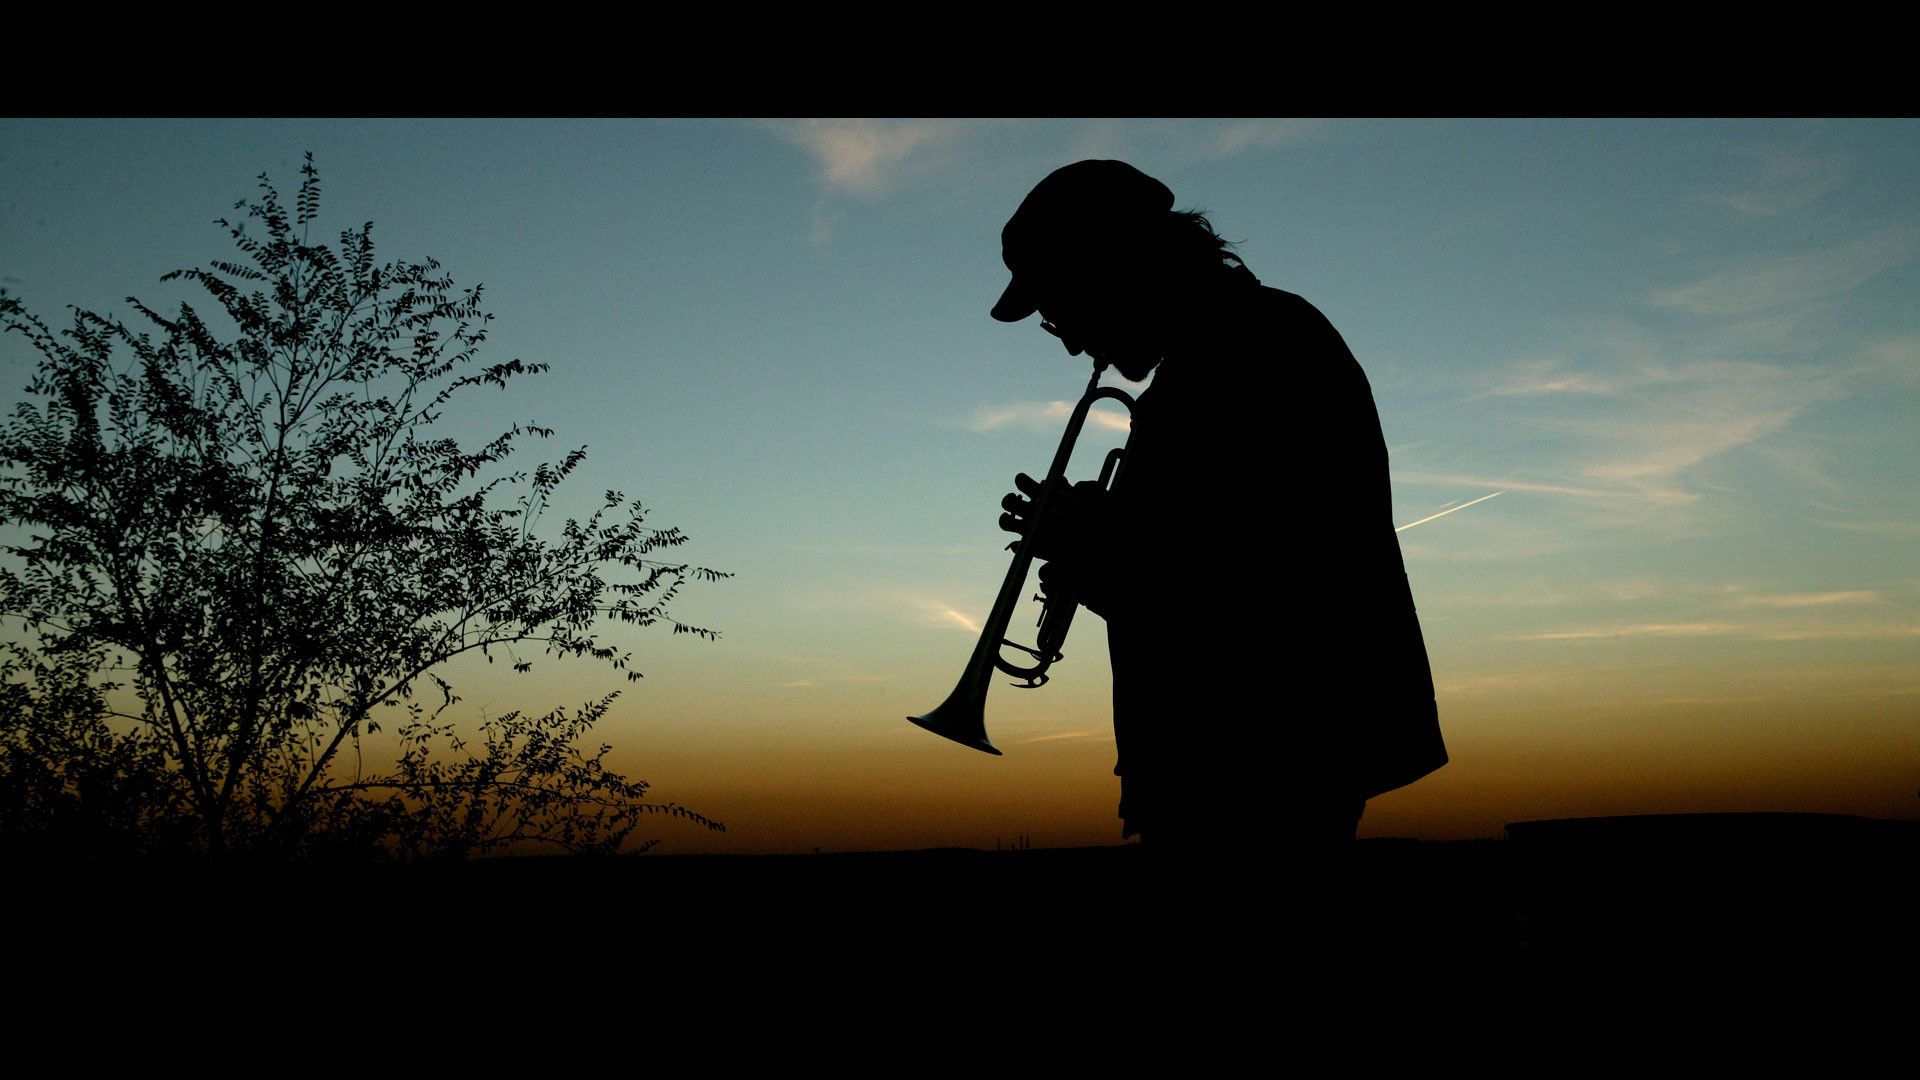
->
<box><xmin>906</xmin><ymin>364</ymin><xmax>1136</xmax><ymax>755</ymax></box>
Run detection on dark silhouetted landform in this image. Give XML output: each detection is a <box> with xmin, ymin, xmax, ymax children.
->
<box><xmin>1508</xmin><ymin>812</ymin><xmax>1917</xmax><ymax>964</ymax></box>
<box><xmin>13</xmin><ymin>814</ymin><xmax>1914</xmax><ymax>988</ymax></box>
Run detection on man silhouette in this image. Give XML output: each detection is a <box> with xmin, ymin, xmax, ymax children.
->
<box><xmin>993</xmin><ymin>161</ymin><xmax>1447</xmax><ymax>859</ymax></box>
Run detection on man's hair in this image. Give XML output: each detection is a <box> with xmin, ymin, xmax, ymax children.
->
<box><xmin>1160</xmin><ymin>208</ymin><xmax>1247</xmax><ymax>278</ymax></box>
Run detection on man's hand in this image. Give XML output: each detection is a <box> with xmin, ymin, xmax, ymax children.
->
<box><xmin>999</xmin><ymin>473</ymin><xmax>1107</xmax><ymax>564</ymax></box>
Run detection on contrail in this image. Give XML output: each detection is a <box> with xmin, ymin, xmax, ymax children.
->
<box><xmin>1396</xmin><ymin>491</ymin><xmax>1504</xmax><ymax>533</ymax></box>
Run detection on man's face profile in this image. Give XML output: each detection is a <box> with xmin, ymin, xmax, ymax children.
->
<box><xmin>1040</xmin><ymin>310</ymin><xmax>1161</xmax><ymax>381</ymax></box>
<box><xmin>1029</xmin><ymin>252</ymin><xmax>1165</xmax><ymax>382</ymax></box>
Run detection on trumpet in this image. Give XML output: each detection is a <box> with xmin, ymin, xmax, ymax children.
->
<box><xmin>907</xmin><ymin>362</ymin><xmax>1137</xmax><ymax>755</ymax></box>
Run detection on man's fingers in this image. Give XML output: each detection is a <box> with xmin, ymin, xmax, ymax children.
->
<box><xmin>1004</xmin><ymin>472</ymin><xmax>1080</xmax><ymax>543</ymax></box>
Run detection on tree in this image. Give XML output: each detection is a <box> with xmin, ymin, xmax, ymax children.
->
<box><xmin>0</xmin><ymin>154</ymin><xmax>727</xmax><ymax>863</ymax></box>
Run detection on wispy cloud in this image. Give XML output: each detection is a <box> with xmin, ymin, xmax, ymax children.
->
<box><xmin>1439</xmin><ymin>578</ymin><xmax>1672</xmax><ymax>608</ymax></box>
<box><xmin>780</xmin><ymin>674</ymin><xmax>891</xmax><ymax>690</ymax></box>
<box><xmin>1519</xmin><ymin>622</ymin><xmax>1743</xmax><ymax>641</ymax></box>
<box><xmin>760</xmin><ymin>118</ymin><xmax>979</xmax><ymax>243</ymax></box>
<box><xmin>1448</xmin><ymin>346</ymin><xmax>1845</xmax><ymax>512</ymax></box>
<box><xmin>1487</xmin><ymin>373</ymin><xmax>1616</xmax><ymax>397</ymax></box>
<box><xmin>1578</xmin><ymin>424</ymin><xmax>1792</xmax><ymax>507</ymax></box>
<box><xmin>1571</xmin><ymin>359</ymin><xmax>1841</xmax><ymax>506</ymax></box>
<box><xmin>894</xmin><ymin>595</ymin><xmax>981</xmax><ymax>634</ymax></box>
<box><xmin>1731</xmin><ymin>590</ymin><xmax>1886</xmax><ymax>608</ymax></box>
<box><xmin>763</xmin><ymin>118</ymin><xmax>972</xmax><ymax>197</ymax></box>
<box><xmin>1819</xmin><ymin>520</ymin><xmax>1920</xmax><ymax>540</ymax></box>
<box><xmin>1650</xmin><ymin>226</ymin><xmax>1920</xmax><ymax>314</ymax></box>
<box><xmin>1517</xmin><ymin>619</ymin><xmax>1920</xmax><ymax>642</ymax></box>
<box><xmin>965</xmin><ymin>401</ymin><xmax>1129</xmax><ymax>434</ymax></box>
<box><xmin>1854</xmin><ymin>686</ymin><xmax>1920</xmax><ymax>700</ymax></box>
<box><xmin>1480</xmin><ymin>358</ymin><xmax>1617</xmax><ymax>398</ymax></box>
<box><xmin>1060</xmin><ymin>118</ymin><xmax>1325</xmax><ymax>165</ymax></box>
<box><xmin>759</xmin><ymin>118</ymin><xmax>1326</xmax><ymax>243</ymax></box>
<box><xmin>765</xmin><ymin>117</ymin><xmax>1319</xmax><ymax>205</ymax></box>
<box><xmin>967</xmin><ymin>401</ymin><xmax>1069</xmax><ymax>432</ymax></box>
<box><xmin>1451</xmin><ymin>583</ymin><xmax>1907</xmax><ymax>644</ymax></box>
<box><xmin>1013</xmin><ymin>730</ymin><xmax>1103</xmax><ymax>745</ymax></box>
<box><xmin>1742</xmin><ymin>442</ymin><xmax>1844</xmax><ymax>493</ymax></box>
<box><xmin>1743</xmin><ymin>623</ymin><xmax>1920</xmax><ymax>641</ymax></box>
<box><xmin>1433</xmin><ymin>671</ymin><xmax>1567</xmax><ymax>696</ymax></box>
<box><xmin>798</xmin><ymin>586</ymin><xmax>993</xmax><ymax>636</ymax></box>
<box><xmin>1858</xmin><ymin>333</ymin><xmax>1920</xmax><ymax>388</ymax></box>
<box><xmin>1192</xmin><ymin>119</ymin><xmax>1324</xmax><ymax>158</ymax></box>
<box><xmin>1699</xmin><ymin>148</ymin><xmax>1849</xmax><ymax>217</ymax></box>
<box><xmin>1395</xmin><ymin>472</ymin><xmax>1613</xmax><ymax>500</ymax></box>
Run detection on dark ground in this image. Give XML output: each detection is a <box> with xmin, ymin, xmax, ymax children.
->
<box><xmin>18</xmin><ymin>814</ymin><xmax>1914</xmax><ymax>984</ymax></box>
<box><xmin>13</xmin><ymin>816</ymin><xmax>1911</xmax><ymax>1052</ymax></box>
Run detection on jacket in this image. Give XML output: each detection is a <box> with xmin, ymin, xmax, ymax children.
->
<box><xmin>1069</xmin><ymin>280</ymin><xmax>1447</xmax><ymax>836</ymax></box>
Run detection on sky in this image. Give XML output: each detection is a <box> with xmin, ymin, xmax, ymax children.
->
<box><xmin>2</xmin><ymin>118</ymin><xmax>1916</xmax><ymax>853</ymax></box>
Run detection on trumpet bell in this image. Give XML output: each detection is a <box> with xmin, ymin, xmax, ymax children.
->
<box><xmin>907</xmin><ymin>689</ymin><xmax>1003</xmax><ymax>756</ymax></box>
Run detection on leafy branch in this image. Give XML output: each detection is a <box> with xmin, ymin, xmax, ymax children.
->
<box><xmin>0</xmin><ymin>154</ymin><xmax>728</xmax><ymax>863</ymax></box>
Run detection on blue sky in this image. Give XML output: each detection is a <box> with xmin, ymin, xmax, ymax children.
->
<box><xmin>4</xmin><ymin>119</ymin><xmax>1916</xmax><ymax>851</ymax></box>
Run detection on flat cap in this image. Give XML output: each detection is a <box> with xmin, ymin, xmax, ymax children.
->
<box><xmin>991</xmin><ymin>160</ymin><xmax>1176</xmax><ymax>323</ymax></box>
